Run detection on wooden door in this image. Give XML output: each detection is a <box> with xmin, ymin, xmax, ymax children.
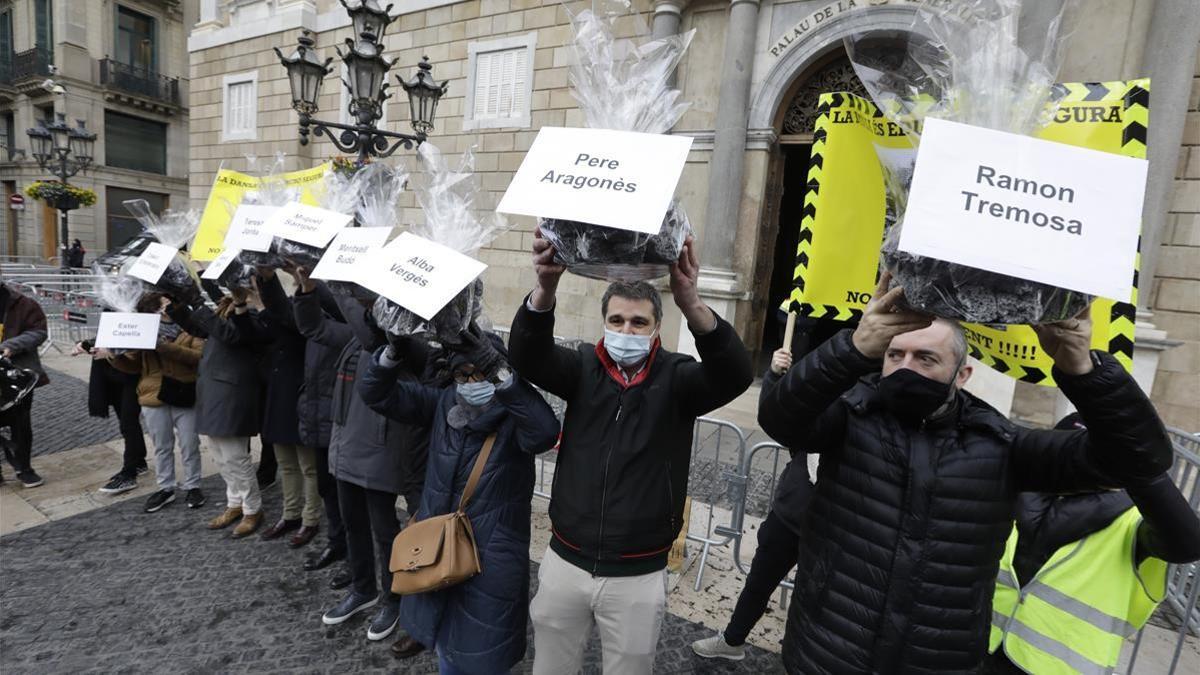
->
<box><xmin>41</xmin><ymin>203</ymin><xmax>57</xmax><ymax>261</ymax></box>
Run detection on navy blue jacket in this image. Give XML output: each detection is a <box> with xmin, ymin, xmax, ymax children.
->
<box><xmin>358</xmin><ymin>348</ymin><xmax>559</xmax><ymax>674</ymax></box>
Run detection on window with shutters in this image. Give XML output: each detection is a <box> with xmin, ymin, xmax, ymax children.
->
<box><xmin>464</xmin><ymin>33</ymin><xmax>537</xmax><ymax>130</ymax></box>
<box><xmin>222</xmin><ymin>71</ymin><xmax>258</xmax><ymax>142</ymax></box>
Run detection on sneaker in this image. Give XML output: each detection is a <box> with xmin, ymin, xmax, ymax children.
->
<box><xmin>135</xmin><ymin>463</ymin><xmax>149</xmax><ymax>476</ymax></box>
<box><xmin>691</xmin><ymin>632</ymin><xmax>746</xmax><ymax>661</ymax></box>
<box><xmin>144</xmin><ymin>489</ymin><xmax>176</xmax><ymax>513</ymax></box>
<box><xmin>17</xmin><ymin>470</ymin><xmax>44</xmax><ymax>489</ymax></box>
<box><xmin>322</xmin><ymin>592</ymin><xmax>378</xmax><ymax>626</ymax></box>
<box><xmin>185</xmin><ymin>488</ymin><xmax>206</xmax><ymax>509</ymax></box>
<box><xmin>99</xmin><ymin>473</ymin><xmax>137</xmax><ymax>495</ymax></box>
<box><xmin>367</xmin><ymin>601</ymin><xmax>400</xmax><ymax>641</ymax></box>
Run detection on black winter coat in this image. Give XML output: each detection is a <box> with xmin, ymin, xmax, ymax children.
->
<box><xmin>508</xmin><ymin>300</ymin><xmax>753</xmax><ymax>575</ymax></box>
<box><xmin>86</xmin><ymin>357</ymin><xmax>139</xmax><ymax>418</ymax></box>
<box><xmin>759</xmin><ymin>369</ymin><xmax>813</xmax><ymax>535</ymax></box>
<box><xmin>253</xmin><ymin>276</ymin><xmax>305</xmax><ymax>445</ymax></box>
<box><xmin>358</xmin><ymin>349</ymin><xmax>560</xmax><ymax>674</ymax></box>
<box><xmin>758</xmin><ymin>329</ymin><xmax>1173</xmax><ymax>675</ymax></box>
<box><xmin>170</xmin><ymin>303</ymin><xmax>262</xmax><ymax>438</ymax></box>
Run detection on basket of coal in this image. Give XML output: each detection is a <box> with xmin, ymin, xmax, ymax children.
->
<box><xmin>122</xmin><ymin>199</ymin><xmax>203</xmax><ymax>305</ymax></box>
<box><xmin>372</xmin><ymin>278</ymin><xmax>483</xmax><ymax>348</ymax></box>
<box><xmin>540</xmin><ymin>201</ymin><xmax>689</xmax><ymax>282</ymax></box>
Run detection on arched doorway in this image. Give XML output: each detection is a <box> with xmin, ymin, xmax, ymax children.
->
<box><xmin>753</xmin><ymin>50</ymin><xmax>869</xmax><ymax>371</ymax></box>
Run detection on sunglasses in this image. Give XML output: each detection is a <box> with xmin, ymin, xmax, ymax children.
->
<box><xmin>453</xmin><ymin>368</ymin><xmax>485</xmax><ymax>384</ymax></box>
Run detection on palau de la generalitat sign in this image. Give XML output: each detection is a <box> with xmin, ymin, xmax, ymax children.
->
<box><xmin>768</xmin><ymin>0</ymin><xmax>975</xmax><ymax>60</ymax></box>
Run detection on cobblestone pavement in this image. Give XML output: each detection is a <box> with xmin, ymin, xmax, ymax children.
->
<box><xmin>13</xmin><ymin>367</ymin><xmax>121</xmax><ymax>459</ymax></box>
<box><xmin>0</xmin><ymin>474</ymin><xmax>785</xmax><ymax>674</ymax></box>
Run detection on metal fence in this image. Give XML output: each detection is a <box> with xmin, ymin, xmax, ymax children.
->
<box><xmin>1</xmin><ymin>266</ymin><xmax>105</xmax><ymax>354</ymax></box>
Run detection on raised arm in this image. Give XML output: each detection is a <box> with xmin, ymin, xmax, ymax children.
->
<box><xmin>1128</xmin><ymin>474</ymin><xmax>1200</xmax><ymax>564</ymax></box>
<box><xmin>1013</xmin><ymin>313</ymin><xmax>1173</xmax><ymax>493</ymax></box>
<box><xmin>674</xmin><ymin>312</ymin><xmax>754</xmax><ymax>416</ymax></box>
<box><xmin>292</xmin><ymin>284</ymin><xmax>354</xmax><ymax>350</ymax></box>
<box><xmin>357</xmin><ymin>346</ymin><xmax>441</xmax><ymax>426</ymax></box>
<box><xmin>256</xmin><ymin>270</ymin><xmax>297</xmax><ymax>331</ymax></box>
<box><xmin>495</xmin><ymin>376</ymin><xmax>561</xmax><ymax>455</ymax></box>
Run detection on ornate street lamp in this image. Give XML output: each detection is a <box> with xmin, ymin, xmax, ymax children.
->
<box><xmin>341</xmin><ymin>0</ymin><xmax>395</xmax><ymax>43</ymax></box>
<box><xmin>276</xmin><ymin>3</ymin><xmax>447</xmax><ymax>165</ymax></box>
<box><xmin>400</xmin><ymin>56</ymin><xmax>448</xmax><ymax>135</ymax></box>
<box><xmin>26</xmin><ymin>112</ymin><xmax>96</xmax><ymax>267</ymax></box>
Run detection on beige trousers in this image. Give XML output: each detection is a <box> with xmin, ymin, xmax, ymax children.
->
<box><xmin>530</xmin><ymin>546</ymin><xmax>667</xmax><ymax>675</ymax></box>
<box><xmin>275</xmin><ymin>444</ymin><xmax>320</xmax><ymax>526</ymax></box>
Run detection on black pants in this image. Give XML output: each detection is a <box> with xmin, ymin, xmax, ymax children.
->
<box><xmin>110</xmin><ymin>389</ymin><xmax>147</xmax><ymax>478</ymax></box>
<box><xmin>724</xmin><ymin>510</ymin><xmax>801</xmax><ymax>646</ymax></box>
<box><xmin>255</xmin><ymin>440</ymin><xmax>276</xmax><ymax>483</ymax></box>
<box><xmin>337</xmin><ymin>479</ymin><xmax>400</xmax><ymax>604</ymax></box>
<box><xmin>315</xmin><ymin>447</ymin><xmax>346</xmax><ymax>555</ymax></box>
<box><xmin>2</xmin><ymin>394</ymin><xmax>34</xmax><ymax>473</ymax></box>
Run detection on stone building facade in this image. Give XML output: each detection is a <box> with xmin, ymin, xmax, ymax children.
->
<box><xmin>187</xmin><ymin>0</ymin><xmax>1199</xmax><ymax>429</ymax></box>
<box><xmin>0</xmin><ymin>0</ymin><xmax>194</xmax><ymax>261</ymax></box>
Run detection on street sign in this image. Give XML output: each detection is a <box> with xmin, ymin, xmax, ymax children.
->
<box><xmin>63</xmin><ymin>310</ymin><xmax>88</xmax><ymax>324</ymax></box>
<box><xmin>9</xmin><ymin>194</ymin><xmax>25</xmax><ymax>211</ymax></box>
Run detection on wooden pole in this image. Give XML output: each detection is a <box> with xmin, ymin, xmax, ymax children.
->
<box><xmin>782</xmin><ymin>311</ymin><xmax>797</xmax><ymax>354</ymax></box>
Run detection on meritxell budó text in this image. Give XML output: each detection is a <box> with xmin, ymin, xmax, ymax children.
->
<box><xmin>961</xmin><ymin>165</ymin><xmax>1083</xmax><ymax>235</ymax></box>
<box><xmin>540</xmin><ymin>154</ymin><xmax>639</xmax><ymax>193</ymax></box>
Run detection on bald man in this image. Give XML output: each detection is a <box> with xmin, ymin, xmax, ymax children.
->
<box><xmin>758</xmin><ymin>274</ymin><xmax>1174</xmax><ymax>674</ymax></box>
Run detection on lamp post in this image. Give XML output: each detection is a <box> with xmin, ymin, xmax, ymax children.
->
<box><xmin>26</xmin><ymin>112</ymin><xmax>96</xmax><ymax>267</ymax></box>
<box><xmin>276</xmin><ymin>0</ymin><xmax>447</xmax><ymax>165</ymax></box>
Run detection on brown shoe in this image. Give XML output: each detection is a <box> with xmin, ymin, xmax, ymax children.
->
<box><xmin>391</xmin><ymin>634</ymin><xmax>425</xmax><ymax>659</ymax></box>
<box><xmin>207</xmin><ymin>507</ymin><xmax>243</xmax><ymax>530</ymax></box>
<box><xmin>231</xmin><ymin>512</ymin><xmax>264</xmax><ymax>538</ymax></box>
<box><xmin>288</xmin><ymin>524</ymin><xmax>319</xmax><ymax>549</ymax></box>
<box><xmin>261</xmin><ymin>518</ymin><xmax>301</xmax><ymax>540</ymax></box>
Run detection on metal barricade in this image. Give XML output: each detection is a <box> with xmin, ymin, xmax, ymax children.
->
<box><xmin>1126</xmin><ymin>428</ymin><xmax>1200</xmax><ymax>674</ymax></box>
<box><xmin>684</xmin><ymin>416</ymin><xmax>748</xmax><ymax>591</ymax></box>
<box><xmin>5</xmin><ymin>278</ymin><xmax>102</xmax><ymax>354</ymax></box>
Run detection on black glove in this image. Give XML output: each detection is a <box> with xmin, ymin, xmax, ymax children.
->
<box><xmin>457</xmin><ymin>323</ymin><xmax>505</xmax><ymax>380</ymax></box>
<box><xmin>384</xmin><ymin>332</ymin><xmax>414</xmax><ymax>363</ymax></box>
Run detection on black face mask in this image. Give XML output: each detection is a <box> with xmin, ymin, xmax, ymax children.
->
<box><xmin>877</xmin><ymin>368</ymin><xmax>955</xmax><ymax>423</ymax></box>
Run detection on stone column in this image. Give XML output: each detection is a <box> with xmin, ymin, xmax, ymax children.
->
<box><xmin>680</xmin><ymin>0</ymin><xmax>760</xmax><ymax>357</ymax></box>
<box><xmin>1136</xmin><ymin>0</ymin><xmax>1200</xmax><ymax>302</ymax></box>
<box><xmin>652</xmin><ymin>0</ymin><xmax>687</xmax><ymax>88</ymax></box>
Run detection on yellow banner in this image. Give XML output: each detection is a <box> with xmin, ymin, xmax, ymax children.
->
<box><xmin>190</xmin><ymin>163</ymin><xmax>330</xmax><ymax>261</ymax></box>
<box><xmin>784</xmin><ymin>79</ymin><xmax>1148</xmax><ymax>386</ymax></box>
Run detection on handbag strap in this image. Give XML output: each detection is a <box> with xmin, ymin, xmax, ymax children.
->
<box><xmin>457</xmin><ymin>433</ymin><xmax>497</xmax><ymax>513</ymax></box>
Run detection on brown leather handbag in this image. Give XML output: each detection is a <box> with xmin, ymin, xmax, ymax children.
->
<box><xmin>389</xmin><ymin>434</ymin><xmax>496</xmax><ymax>595</ymax></box>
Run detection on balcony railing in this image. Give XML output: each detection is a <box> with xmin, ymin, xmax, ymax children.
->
<box><xmin>99</xmin><ymin>58</ymin><xmax>180</xmax><ymax>106</ymax></box>
<box><xmin>2</xmin><ymin>47</ymin><xmax>53</xmax><ymax>85</ymax></box>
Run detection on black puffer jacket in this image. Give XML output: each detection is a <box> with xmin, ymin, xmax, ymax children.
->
<box><xmin>758</xmin><ymin>329</ymin><xmax>1173</xmax><ymax>674</ymax></box>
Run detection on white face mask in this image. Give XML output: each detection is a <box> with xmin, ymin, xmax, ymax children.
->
<box><xmin>603</xmin><ymin>328</ymin><xmax>656</xmax><ymax>368</ymax></box>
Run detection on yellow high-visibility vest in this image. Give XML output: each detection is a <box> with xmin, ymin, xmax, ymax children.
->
<box><xmin>988</xmin><ymin>507</ymin><xmax>1168</xmax><ymax>674</ymax></box>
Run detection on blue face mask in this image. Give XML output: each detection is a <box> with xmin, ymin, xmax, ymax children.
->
<box><xmin>456</xmin><ymin>380</ymin><xmax>496</xmax><ymax>407</ymax></box>
<box><xmin>603</xmin><ymin>328</ymin><xmax>656</xmax><ymax>368</ymax></box>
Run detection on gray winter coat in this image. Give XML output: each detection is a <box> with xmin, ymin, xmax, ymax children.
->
<box><xmin>293</xmin><ymin>288</ymin><xmax>426</xmax><ymax>500</ymax></box>
<box><xmin>170</xmin><ymin>303</ymin><xmax>261</xmax><ymax>438</ymax></box>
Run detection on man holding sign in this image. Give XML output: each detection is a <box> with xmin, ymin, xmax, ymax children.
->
<box><xmin>757</xmin><ymin>275</ymin><xmax>1174</xmax><ymax>674</ymax></box>
<box><xmin>510</xmin><ymin>231</ymin><xmax>753</xmax><ymax>675</ymax></box>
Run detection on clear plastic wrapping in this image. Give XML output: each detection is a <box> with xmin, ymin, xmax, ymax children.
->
<box><xmin>327</xmin><ymin>163</ymin><xmax>408</xmax><ymax>303</ymax></box>
<box><xmin>372</xmin><ymin>143</ymin><xmax>504</xmax><ymax>344</ymax></box>
<box><xmin>122</xmin><ymin>199</ymin><xmax>202</xmax><ymax>304</ymax></box>
<box><xmin>96</xmin><ymin>274</ymin><xmax>146</xmax><ymax>313</ymax></box>
<box><xmin>234</xmin><ymin>153</ymin><xmax>295</xmax><ymax>270</ymax></box>
<box><xmin>537</xmin><ymin>7</ymin><xmax>695</xmax><ymax>281</ymax></box>
<box><xmin>845</xmin><ymin>0</ymin><xmax>1086</xmax><ymax>324</ymax></box>
<box><xmin>270</xmin><ymin>166</ymin><xmax>361</xmax><ymax>269</ymax></box>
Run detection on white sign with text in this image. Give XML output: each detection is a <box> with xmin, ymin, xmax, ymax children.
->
<box><xmin>900</xmin><ymin>118</ymin><xmax>1146</xmax><ymax>301</ymax></box>
<box><xmin>222</xmin><ymin>204</ymin><xmax>279</xmax><ymax>252</ymax></box>
<box><xmin>202</xmin><ymin>247</ymin><xmax>241</xmax><ymax>281</ymax></box>
<box><xmin>358</xmin><ymin>232</ymin><xmax>487</xmax><ymax>321</ymax></box>
<box><xmin>312</xmin><ymin>227</ymin><xmax>394</xmax><ymax>282</ymax></box>
<box><xmin>95</xmin><ymin>312</ymin><xmax>161</xmax><ymax>350</ymax></box>
<box><xmin>127</xmin><ymin>242</ymin><xmax>178</xmax><ymax>285</ymax></box>
<box><xmin>265</xmin><ymin>202</ymin><xmax>354</xmax><ymax>248</ymax></box>
<box><xmin>497</xmin><ymin>127</ymin><xmax>693</xmax><ymax>234</ymax></box>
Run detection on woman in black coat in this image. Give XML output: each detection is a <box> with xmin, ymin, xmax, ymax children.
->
<box><xmin>168</xmin><ymin>287</ymin><xmax>265</xmax><ymax>538</ymax></box>
<box><xmin>76</xmin><ymin>337</ymin><xmax>147</xmax><ymax>493</ymax></box>
<box><xmin>358</xmin><ymin>326</ymin><xmax>560</xmax><ymax>675</ymax></box>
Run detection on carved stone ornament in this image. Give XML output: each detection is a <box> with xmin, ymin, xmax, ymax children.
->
<box><xmin>782</xmin><ymin>56</ymin><xmax>868</xmax><ymax>135</ymax></box>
